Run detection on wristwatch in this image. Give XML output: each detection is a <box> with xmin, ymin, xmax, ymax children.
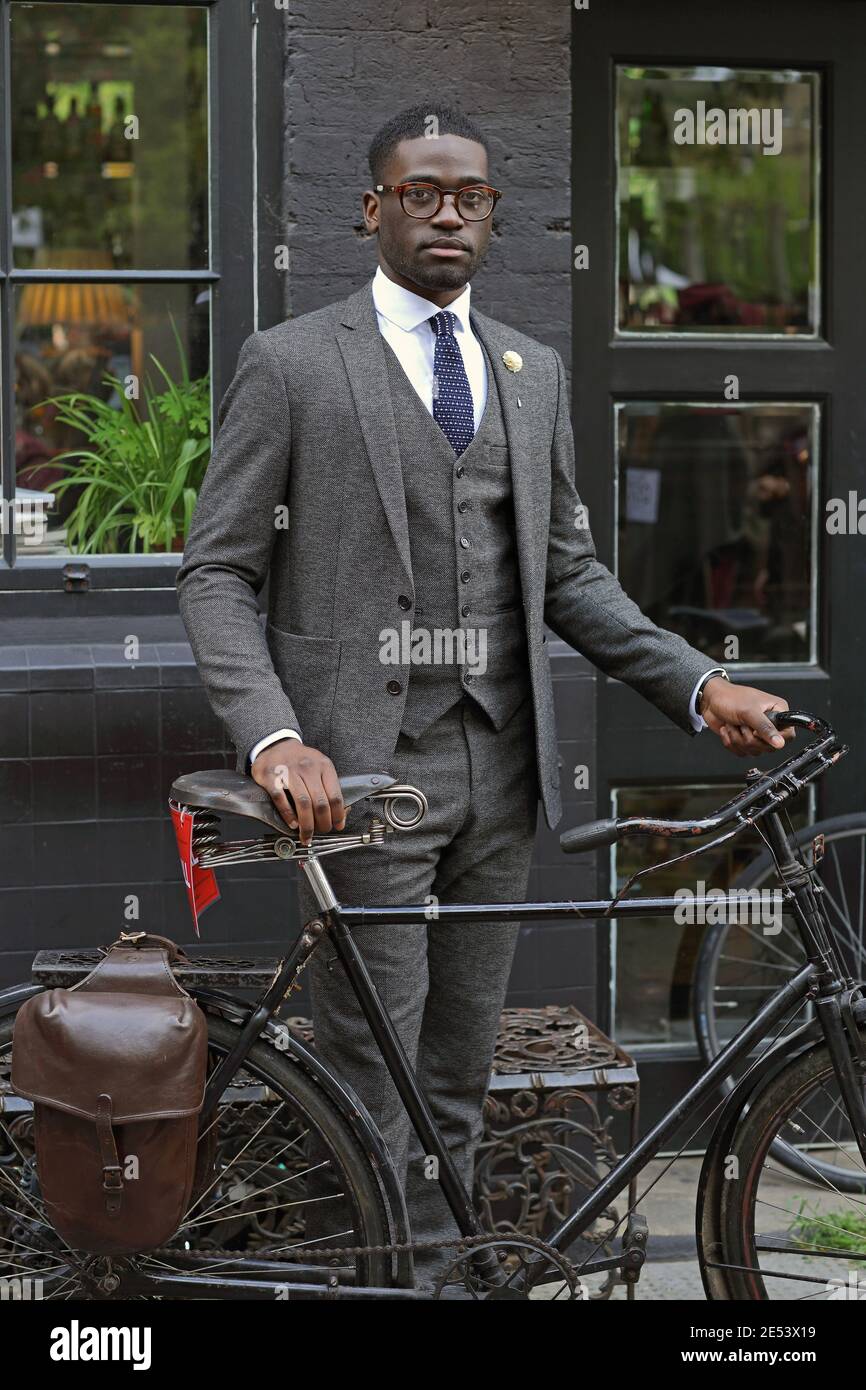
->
<box><xmin>696</xmin><ymin>667</ymin><xmax>729</xmax><ymax>715</ymax></box>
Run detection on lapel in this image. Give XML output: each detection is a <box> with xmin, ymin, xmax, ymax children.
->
<box><xmin>336</xmin><ymin>281</ymin><xmax>413</xmax><ymax>581</ymax></box>
<box><xmin>470</xmin><ymin>307</ymin><xmax>550</xmax><ymax>623</ymax></box>
<box><xmin>336</xmin><ymin>280</ymin><xmax>550</xmax><ymax>614</ymax></box>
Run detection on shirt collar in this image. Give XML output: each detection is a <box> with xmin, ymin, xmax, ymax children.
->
<box><xmin>372</xmin><ymin>265</ymin><xmax>473</xmax><ymax>335</ymax></box>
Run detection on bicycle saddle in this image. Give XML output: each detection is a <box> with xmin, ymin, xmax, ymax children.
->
<box><xmin>170</xmin><ymin>768</ymin><xmax>398</xmax><ymax>837</ymax></box>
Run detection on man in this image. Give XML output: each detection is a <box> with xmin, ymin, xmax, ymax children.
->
<box><xmin>176</xmin><ymin>104</ymin><xmax>792</xmax><ymax>1287</ymax></box>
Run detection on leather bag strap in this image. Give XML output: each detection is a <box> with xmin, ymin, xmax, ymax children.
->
<box><xmin>95</xmin><ymin>1093</ymin><xmax>123</xmax><ymax>1216</ymax></box>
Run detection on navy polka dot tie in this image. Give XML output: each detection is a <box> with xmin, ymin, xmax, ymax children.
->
<box><xmin>428</xmin><ymin>310</ymin><xmax>475</xmax><ymax>457</ymax></box>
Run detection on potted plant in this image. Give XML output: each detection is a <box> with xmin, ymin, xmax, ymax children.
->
<box><xmin>28</xmin><ymin>324</ymin><xmax>210</xmax><ymax>554</ymax></box>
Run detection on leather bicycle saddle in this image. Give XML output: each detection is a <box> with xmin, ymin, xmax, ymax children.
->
<box><xmin>170</xmin><ymin>768</ymin><xmax>398</xmax><ymax>836</ymax></box>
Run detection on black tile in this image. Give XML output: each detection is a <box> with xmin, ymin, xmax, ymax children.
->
<box><xmin>161</xmin><ymin>688</ymin><xmax>224</xmax><ymax>753</ymax></box>
<box><xmin>30</xmin><ymin>883</ymin><xmax>164</xmax><ymax>945</ymax></box>
<box><xmin>97</xmin><ymin>756</ymin><xmax>162</xmax><ymax>818</ymax></box>
<box><xmin>30</xmin><ymin>690</ymin><xmax>94</xmax><ymax>758</ymax></box>
<box><xmin>32</xmin><ymin>822</ymin><xmax>100</xmax><ymax>885</ymax></box>
<box><xmin>0</xmin><ymin>951</ymin><xmax>39</xmax><ymax>994</ymax></box>
<box><xmin>26</xmin><ymin>645</ymin><xmax>94</xmax><ymax>691</ymax></box>
<box><xmin>97</xmin><ymin>819</ymin><xmax>163</xmax><ymax>882</ymax></box>
<box><xmin>0</xmin><ymin>694</ymin><xmax>29</xmax><ymax>758</ymax></box>
<box><xmin>535</xmin><ymin>920</ymin><xmax>596</xmax><ymax>991</ymax></box>
<box><xmin>535</xmin><ymin>862</ymin><xmax>602</xmax><ymax>903</ymax></box>
<box><xmin>0</xmin><ymin>760</ymin><xmax>31</xmax><ymax>824</ymax></box>
<box><xmin>0</xmin><ymin>888</ymin><xmax>34</xmax><ymax>949</ymax></box>
<box><xmin>0</xmin><ymin>824</ymin><xmax>34</xmax><ymax>888</ymax></box>
<box><xmin>95</xmin><ymin>689</ymin><xmax>160</xmax><ymax>756</ymax></box>
<box><xmin>0</xmin><ymin>649</ymin><xmax>28</xmax><ymax>692</ymax></box>
<box><xmin>32</xmin><ymin>757</ymin><xmax>96</xmax><ymax>822</ymax></box>
<box><xmin>91</xmin><ymin>643</ymin><xmax>161</xmax><ymax>689</ymax></box>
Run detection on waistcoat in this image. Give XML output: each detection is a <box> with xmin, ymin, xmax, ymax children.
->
<box><xmin>382</xmin><ymin>333</ymin><xmax>531</xmax><ymax>740</ymax></box>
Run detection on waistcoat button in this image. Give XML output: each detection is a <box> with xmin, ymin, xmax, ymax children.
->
<box><xmin>397</xmin><ymin>595</ymin><xmax>412</xmax><ymax>609</ymax></box>
<box><xmin>386</xmin><ymin>680</ymin><xmax>402</xmax><ymax>695</ymax></box>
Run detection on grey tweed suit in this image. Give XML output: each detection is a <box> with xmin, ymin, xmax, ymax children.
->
<box><xmin>176</xmin><ymin>278</ymin><xmax>714</xmax><ymax>1281</ymax></box>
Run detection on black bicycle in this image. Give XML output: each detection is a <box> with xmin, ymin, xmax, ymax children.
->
<box><xmin>0</xmin><ymin>708</ymin><xmax>863</xmax><ymax>1301</ymax></box>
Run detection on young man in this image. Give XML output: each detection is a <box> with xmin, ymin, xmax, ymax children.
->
<box><xmin>176</xmin><ymin>104</ymin><xmax>791</xmax><ymax>1287</ymax></box>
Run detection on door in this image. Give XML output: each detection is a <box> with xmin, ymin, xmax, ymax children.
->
<box><xmin>571</xmin><ymin>0</ymin><xmax>865</xmax><ymax>1123</ymax></box>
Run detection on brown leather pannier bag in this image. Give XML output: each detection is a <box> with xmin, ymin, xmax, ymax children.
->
<box><xmin>10</xmin><ymin>932</ymin><xmax>209</xmax><ymax>1256</ymax></box>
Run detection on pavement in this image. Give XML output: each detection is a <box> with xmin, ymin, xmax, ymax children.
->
<box><xmin>532</xmin><ymin>1153</ymin><xmax>856</xmax><ymax>1301</ymax></box>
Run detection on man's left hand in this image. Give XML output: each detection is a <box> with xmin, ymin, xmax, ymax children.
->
<box><xmin>700</xmin><ymin>679</ymin><xmax>794</xmax><ymax>756</ymax></box>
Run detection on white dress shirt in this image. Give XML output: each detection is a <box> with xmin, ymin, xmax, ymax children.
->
<box><xmin>248</xmin><ymin>270</ymin><xmax>719</xmax><ymax>765</ymax></box>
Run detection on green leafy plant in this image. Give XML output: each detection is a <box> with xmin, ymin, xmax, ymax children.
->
<box><xmin>789</xmin><ymin>1196</ymin><xmax>866</xmax><ymax>1258</ymax></box>
<box><xmin>30</xmin><ymin>322</ymin><xmax>210</xmax><ymax>554</ymax></box>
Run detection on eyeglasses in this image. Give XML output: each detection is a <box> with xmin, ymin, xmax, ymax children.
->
<box><xmin>374</xmin><ymin>181</ymin><xmax>502</xmax><ymax>221</ymax></box>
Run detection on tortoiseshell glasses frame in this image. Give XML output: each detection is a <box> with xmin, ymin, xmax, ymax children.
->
<box><xmin>374</xmin><ymin>181</ymin><xmax>502</xmax><ymax>220</ymax></box>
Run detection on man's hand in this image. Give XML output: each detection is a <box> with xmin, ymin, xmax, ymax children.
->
<box><xmin>700</xmin><ymin>679</ymin><xmax>794</xmax><ymax>757</ymax></box>
<box><xmin>251</xmin><ymin>739</ymin><xmax>347</xmax><ymax>845</ymax></box>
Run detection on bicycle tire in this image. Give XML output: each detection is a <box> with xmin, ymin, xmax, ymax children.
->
<box><xmin>0</xmin><ymin>1008</ymin><xmax>394</xmax><ymax>1299</ymax></box>
<box><xmin>693</xmin><ymin>811</ymin><xmax>866</xmax><ymax>1191</ymax></box>
<box><xmin>714</xmin><ymin>1032</ymin><xmax>866</xmax><ymax>1300</ymax></box>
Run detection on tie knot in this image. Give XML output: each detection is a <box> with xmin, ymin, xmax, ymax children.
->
<box><xmin>429</xmin><ymin>310</ymin><xmax>457</xmax><ymax>338</ymax></box>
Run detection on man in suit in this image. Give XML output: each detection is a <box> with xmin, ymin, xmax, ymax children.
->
<box><xmin>176</xmin><ymin>104</ymin><xmax>792</xmax><ymax>1287</ymax></box>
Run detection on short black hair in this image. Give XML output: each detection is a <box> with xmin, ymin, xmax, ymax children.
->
<box><xmin>367</xmin><ymin>104</ymin><xmax>490</xmax><ymax>183</ymax></box>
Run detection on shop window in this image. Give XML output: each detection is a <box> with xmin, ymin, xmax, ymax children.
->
<box><xmin>615</xmin><ymin>401</ymin><xmax>818</xmax><ymax>665</ymax></box>
<box><xmin>616</xmin><ymin>65</ymin><xmax>820</xmax><ymax>336</ymax></box>
<box><xmin>3</xmin><ymin>1</ymin><xmax>212</xmax><ymax>565</ymax></box>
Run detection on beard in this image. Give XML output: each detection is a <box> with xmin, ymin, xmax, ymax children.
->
<box><xmin>380</xmin><ymin>228</ymin><xmax>488</xmax><ymax>292</ymax></box>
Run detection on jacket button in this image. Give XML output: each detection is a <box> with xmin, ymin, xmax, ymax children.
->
<box><xmin>460</xmin><ymin>570</ymin><xmax>471</xmax><ymax>583</ymax></box>
<box><xmin>397</xmin><ymin>595</ymin><xmax>411</xmax><ymax>610</ymax></box>
<box><xmin>386</xmin><ymin>679</ymin><xmax>402</xmax><ymax>695</ymax></box>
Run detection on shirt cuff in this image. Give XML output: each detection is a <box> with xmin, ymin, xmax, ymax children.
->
<box><xmin>248</xmin><ymin>728</ymin><xmax>302</xmax><ymax>768</ymax></box>
<box><xmin>688</xmin><ymin>668</ymin><xmax>727</xmax><ymax>733</ymax></box>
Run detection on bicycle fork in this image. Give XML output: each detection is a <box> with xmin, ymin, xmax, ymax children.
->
<box><xmin>764</xmin><ymin>809</ymin><xmax>866</xmax><ymax>1165</ymax></box>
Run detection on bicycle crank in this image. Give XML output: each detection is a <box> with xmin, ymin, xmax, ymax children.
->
<box><xmin>431</xmin><ymin>1236</ymin><xmax>584</xmax><ymax>1300</ymax></box>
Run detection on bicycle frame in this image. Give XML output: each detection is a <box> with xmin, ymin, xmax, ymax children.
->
<box><xmin>142</xmin><ymin>712</ymin><xmax>866</xmax><ymax>1297</ymax></box>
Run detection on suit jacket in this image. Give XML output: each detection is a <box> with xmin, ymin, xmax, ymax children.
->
<box><xmin>176</xmin><ymin>278</ymin><xmax>714</xmax><ymax>829</ymax></box>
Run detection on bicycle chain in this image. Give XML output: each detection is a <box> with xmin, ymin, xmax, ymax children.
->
<box><xmin>160</xmin><ymin>1228</ymin><xmax>583</xmax><ymax>1282</ymax></box>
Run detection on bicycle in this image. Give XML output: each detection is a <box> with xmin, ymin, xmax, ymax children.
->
<box><xmin>0</xmin><ymin>708</ymin><xmax>862</xmax><ymax>1300</ymax></box>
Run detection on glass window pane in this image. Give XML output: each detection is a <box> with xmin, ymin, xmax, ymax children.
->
<box><xmin>14</xmin><ymin>281</ymin><xmax>210</xmax><ymax>555</ymax></box>
<box><xmin>616</xmin><ymin>66</ymin><xmax>819</xmax><ymax>335</ymax></box>
<box><xmin>11</xmin><ymin>2</ymin><xmax>208</xmax><ymax>270</ymax></box>
<box><xmin>616</xmin><ymin>402</ymin><xmax>817</xmax><ymax>665</ymax></box>
<box><xmin>611</xmin><ymin>783</ymin><xmax>811</xmax><ymax>1047</ymax></box>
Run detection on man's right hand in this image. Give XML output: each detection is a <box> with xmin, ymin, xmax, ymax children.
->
<box><xmin>251</xmin><ymin>739</ymin><xmax>347</xmax><ymax>845</ymax></box>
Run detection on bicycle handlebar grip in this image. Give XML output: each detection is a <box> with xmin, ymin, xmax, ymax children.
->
<box><xmin>559</xmin><ymin>817</ymin><xmax>620</xmax><ymax>854</ymax></box>
<box><xmin>767</xmin><ymin>708</ymin><xmax>832</xmax><ymax>737</ymax></box>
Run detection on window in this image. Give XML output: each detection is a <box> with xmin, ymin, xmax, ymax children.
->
<box><xmin>0</xmin><ymin>0</ymin><xmax>272</xmax><ymax>594</ymax></box>
<box><xmin>616</xmin><ymin>65</ymin><xmax>820</xmax><ymax>336</ymax></box>
<box><xmin>615</xmin><ymin>401</ymin><xmax>819</xmax><ymax>665</ymax></box>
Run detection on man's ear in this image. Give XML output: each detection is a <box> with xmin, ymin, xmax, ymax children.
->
<box><xmin>362</xmin><ymin>190</ymin><xmax>380</xmax><ymax>234</ymax></box>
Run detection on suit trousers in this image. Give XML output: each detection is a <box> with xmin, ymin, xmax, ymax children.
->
<box><xmin>296</xmin><ymin>690</ymin><xmax>539</xmax><ymax>1285</ymax></box>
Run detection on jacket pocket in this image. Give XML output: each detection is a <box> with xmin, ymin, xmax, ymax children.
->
<box><xmin>265</xmin><ymin>625</ymin><xmax>342</xmax><ymax>752</ymax></box>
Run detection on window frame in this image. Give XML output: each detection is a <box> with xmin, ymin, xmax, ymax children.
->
<box><xmin>0</xmin><ymin>0</ymin><xmax>284</xmax><ymax>611</ymax></box>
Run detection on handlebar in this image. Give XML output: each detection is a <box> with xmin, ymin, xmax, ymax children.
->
<box><xmin>559</xmin><ymin>709</ymin><xmax>844</xmax><ymax>856</ymax></box>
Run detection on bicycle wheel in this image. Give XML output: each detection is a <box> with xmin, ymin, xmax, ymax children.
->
<box><xmin>0</xmin><ymin>1009</ymin><xmax>393</xmax><ymax>1299</ymax></box>
<box><xmin>693</xmin><ymin>812</ymin><xmax>866</xmax><ymax>1190</ymax></box>
<box><xmin>711</xmin><ymin>1033</ymin><xmax>866</xmax><ymax>1300</ymax></box>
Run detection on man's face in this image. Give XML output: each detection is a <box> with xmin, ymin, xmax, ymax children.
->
<box><xmin>363</xmin><ymin>133</ymin><xmax>494</xmax><ymax>296</ymax></box>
